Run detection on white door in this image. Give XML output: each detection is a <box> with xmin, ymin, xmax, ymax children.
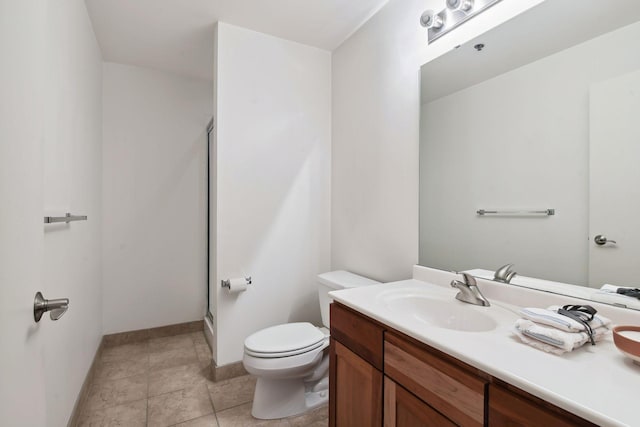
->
<box><xmin>589</xmin><ymin>69</ymin><xmax>640</xmax><ymax>288</ymax></box>
<box><xmin>0</xmin><ymin>1</ymin><xmax>48</xmax><ymax>424</ymax></box>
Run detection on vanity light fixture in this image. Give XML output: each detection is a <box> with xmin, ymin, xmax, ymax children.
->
<box><xmin>421</xmin><ymin>0</ymin><xmax>503</xmax><ymax>43</ymax></box>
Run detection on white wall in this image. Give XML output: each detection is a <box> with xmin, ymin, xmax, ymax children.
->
<box><xmin>213</xmin><ymin>23</ymin><xmax>331</xmax><ymax>366</ymax></box>
<box><xmin>331</xmin><ymin>0</ymin><xmax>546</xmax><ymax>282</ymax></box>
<box><xmin>102</xmin><ymin>63</ymin><xmax>212</xmax><ymax>334</ymax></box>
<box><xmin>420</xmin><ymin>21</ymin><xmax>640</xmax><ymax>285</ymax></box>
<box><xmin>0</xmin><ymin>1</ymin><xmax>103</xmax><ymax>425</ymax></box>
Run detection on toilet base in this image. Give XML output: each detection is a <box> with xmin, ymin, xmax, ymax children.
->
<box><xmin>250</xmin><ymin>375</ymin><xmax>329</xmax><ymax>420</ymax></box>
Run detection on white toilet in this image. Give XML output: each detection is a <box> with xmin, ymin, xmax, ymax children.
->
<box><xmin>242</xmin><ymin>270</ymin><xmax>380</xmax><ymax>420</ymax></box>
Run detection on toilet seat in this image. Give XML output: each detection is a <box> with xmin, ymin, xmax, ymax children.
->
<box><xmin>246</xmin><ymin>339</ymin><xmax>326</xmax><ymax>358</ymax></box>
<box><xmin>245</xmin><ymin>322</ymin><xmax>325</xmax><ymax>359</ymax></box>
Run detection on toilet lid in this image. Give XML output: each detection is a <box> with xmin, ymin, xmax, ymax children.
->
<box><xmin>244</xmin><ymin>322</ymin><xmax>325</xmax><ymax>356</ymax></box>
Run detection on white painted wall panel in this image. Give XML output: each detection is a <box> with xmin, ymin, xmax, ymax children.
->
<box><xmin>214</xmin><ymin>23</ymin><xmax>331</xmax><ymax>365</ymax></box>
<box><xmin>102</xmin><ymin>63</ymin><xmax>212</xmax><ymax>333</ymax></box>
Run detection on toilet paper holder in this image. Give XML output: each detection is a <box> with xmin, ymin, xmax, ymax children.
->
<box><xmin>221</xmin><ymin>276</ymin><xmax>252</xmax><ymax>289</ymax></box>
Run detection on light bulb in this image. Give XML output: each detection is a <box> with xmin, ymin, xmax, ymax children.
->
<box><xmin>420</xmin><ymin>10</ymin><xmax>445</xmax><ymax>29</ymax></box>
<box><xmin>446</xmin><ymin>0</ymin><xmax>474</xmax><ymax>12</ymax></box>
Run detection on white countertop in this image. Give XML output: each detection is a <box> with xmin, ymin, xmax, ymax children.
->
<box><xmin>330</xmin><ymin>276</ymin><xmax>640</xmax><ymax>427</ymax></box>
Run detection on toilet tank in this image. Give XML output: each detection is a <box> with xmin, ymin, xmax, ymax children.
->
<box><xmin>317</xmin><ymin>270</ymin><xmax>381</xmax><ymax>328</ymax></box>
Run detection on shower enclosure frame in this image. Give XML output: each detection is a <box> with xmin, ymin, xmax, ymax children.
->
<box><xmin>206</xmin><ymin>117</ymin><xmax>214</xmax><ymax>322</ymax></box>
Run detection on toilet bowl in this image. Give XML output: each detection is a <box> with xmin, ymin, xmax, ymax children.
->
<box><xmin>242</xmin><ymin>270</ymin><xmax>380</xmax><ymax>420</ymax></box>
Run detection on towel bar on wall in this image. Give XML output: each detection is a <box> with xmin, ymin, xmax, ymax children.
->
<box><xmin>476</xmin><ymin>209</ymin><xmax>555</xmax><ymax>216</ymax></box>
<box><xmin>43</xmin><ymin>213</ymin><xmax>88</xmax><ymax>224</ymax></box>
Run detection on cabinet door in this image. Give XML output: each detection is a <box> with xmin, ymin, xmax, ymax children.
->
<box><xmin>384</xmin><ymin>377</ymin><xmax>456</xmax><ymax>427</ymax></box>
<box><xmin>385</xmin><ymin>334</ymin><xmax>486</xmax><ymax>426</ymax></box>
<box><xmin>330</xmin><ymin>339</ymin><xmax>383</xmax><ymax>427</ymax></box>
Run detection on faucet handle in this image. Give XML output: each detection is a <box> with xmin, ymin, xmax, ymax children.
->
<box><xmin>459</xmin><ymin>272</ymin><xmax>477</xmax><ymax>286</ymax></box>
<box><xmin>494</xmin><ymin>263</ymin><xmax>516</xmax><ymax>283</ymax></box>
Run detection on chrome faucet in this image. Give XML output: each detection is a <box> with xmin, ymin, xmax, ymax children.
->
<box><xmin>450</xmin><ymin>272</ymin><xmax>490</xmax><ymax>307</ymax></box>
<box><xmin>494</xmin><ymin>263</ymin><xmax>517</xmax><ymax>284</ymax></box>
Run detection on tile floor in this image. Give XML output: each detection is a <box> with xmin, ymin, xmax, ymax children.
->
<box><xmin>78</xmin><ymin>331</ymin><xmax>328</xmax><ymax>426</ymax></box>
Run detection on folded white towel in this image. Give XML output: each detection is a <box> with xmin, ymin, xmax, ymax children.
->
<box><xmin>601</xmin><ymin>284</ymin><xmax>623</xmax><ymax>292</ymax></box>
<box><xmin>512</xmin><ymin>326</ymin><xmax>569</xmax><ymax>356</ymax></box>
<box><xmin>514</xmin><ymin>319</ymin><xmax>609</xmax><ymax>354</ymax></box>
<box><xmin>591</xmin><ymin>291</ymin><xmax>640</xmax><ymax>310</ymax></box>
<box><xmin>599</xmin><ymin>284</ymin><xmax>640</xmax><ymax>293</ymax></box>
<box><xmin>519</xmin><ymin>306</ymin><xmax>611</xmax><ymax>332</ymax></box>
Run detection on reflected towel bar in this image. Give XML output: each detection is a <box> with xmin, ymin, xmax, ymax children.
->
<box><xmin>44</xmin><ymin>213</ymin><xmax>88</xmax><ymax>224</ymax></box>
<box><xmin>477</xmin><ymin>209</ymin><xmax>555</xmax><ymax>216</ymax></box>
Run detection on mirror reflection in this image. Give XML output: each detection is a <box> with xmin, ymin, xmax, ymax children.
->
<box><xmin>419</xmin><ymin>0</ymin><xmax>640</xmax><ymax>309</ymax></box>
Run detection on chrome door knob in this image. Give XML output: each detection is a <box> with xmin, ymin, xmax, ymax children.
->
<box><xmin>34</xmin><ymin>292</ymin><xmax>69</xmax><ymax>322</ymax></box>
<box><xmin>594</xmin><ymin>235</ymin><xmax>617</xmax><ymax>246</ymax></box>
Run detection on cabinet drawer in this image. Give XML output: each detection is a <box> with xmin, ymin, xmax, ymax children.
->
<box><xmin>489</xmin><ymin>384</ymin><xmax>597</xmax><ymax>427</ymax></box>
<box><xmin>384</xmin><ymin>333</ymin><xmax>486</xmax><ymax>427</ymax></box>
<box><xmin>330</xmin><ymin>302</ymin><xmax>384</xmax><ymax>369</ymax></box>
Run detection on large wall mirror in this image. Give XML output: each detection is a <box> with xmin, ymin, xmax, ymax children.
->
<box><xmin>419</xmin><ymin>0</ymin><xmax>640</xmax><ymax>309</ymax></box>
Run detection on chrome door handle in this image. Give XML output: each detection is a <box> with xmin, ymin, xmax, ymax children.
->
<box><xmin>594</xmin><ymin>235</ymin><xmax>617</xmax><ymax>246</ymax></box>
<box><xmin>34</xmin><ymin>292</ymin><xmax>69</xmax><ymax>322</ymax></box>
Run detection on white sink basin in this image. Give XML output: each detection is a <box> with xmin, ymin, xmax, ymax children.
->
<box><xmin>378</xmin><ymin>291</ymin><xmax>498</xmax><ymax>332</ymax></box>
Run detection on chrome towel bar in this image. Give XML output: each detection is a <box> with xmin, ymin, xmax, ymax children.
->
<box><xmin>477</xmin><ymin>209</ymin><xmax>555</xmax><ymax>216</ymax></box>
<box><xmin>44</xmin><ymin>213</ymin><xmax>88</xmax><ymax>224</ymax></box>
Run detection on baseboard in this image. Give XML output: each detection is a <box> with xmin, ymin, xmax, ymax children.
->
<box><xmin>103</xmin><ymin>320</ymin><xmax>204</xmax><ymax>347</ymax></box>
<box><xmin>67</xmin><ymin>336</ymin><xmax>104</xmax><ymax>427</ymax></box>
<box><xmin>211</xmin><ymin>361</ymin><xmax>247</xmax><ymax>382</ymax></box>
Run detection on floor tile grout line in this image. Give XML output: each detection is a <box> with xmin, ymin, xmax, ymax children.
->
<box><xmin>165</xmin><ymin>409</ymin><xmax>216</xmax><ymax>427</ymax></box>
<box><xmin>206</xmin><ymin>382</ymin><xmax>219</xmax><ymax>419</ymax></box>
<box><xmin>84</xmin><ymin>393</ymin><xmax>149</xmax><ymax>414</ymax></box>
<box><xmin>214</xmin><ymin>399</ymin><xmax>254</xmax><ymax>415</ymax></box>
<box><xmin>79</xmin><ymin>397</ymin><xmax>149</xmax><ymax>423</ymax></box>
<box><xmin>148</xmin><ymin>384</ymin><xmax>214</xmax><ymax>427</ymax></box>
<box><xmin>148</xmin><ymin>385</ymin><xmax>192</xmax><ymax>399</ymax></box>
<box><xmin>149</xmin><ymin>359</ymin><xmax>203</xmax><ymax>376</ymax></box>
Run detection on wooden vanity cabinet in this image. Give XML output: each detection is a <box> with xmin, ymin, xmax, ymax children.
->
<box><xmin>330</xmin><ymin>302</ymin><xmax>597</xmax><ymax>427</ymax></box>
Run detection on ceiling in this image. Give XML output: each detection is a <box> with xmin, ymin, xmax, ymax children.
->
<box><xmin>85</xmin><ymin>0</ymin><xmax>389</xmax><ymax>81</ymax></box>
<box><xmin>421</xmin><ymin>0</ymin><xmax>640</xmax><ymax>103</ymax></box>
